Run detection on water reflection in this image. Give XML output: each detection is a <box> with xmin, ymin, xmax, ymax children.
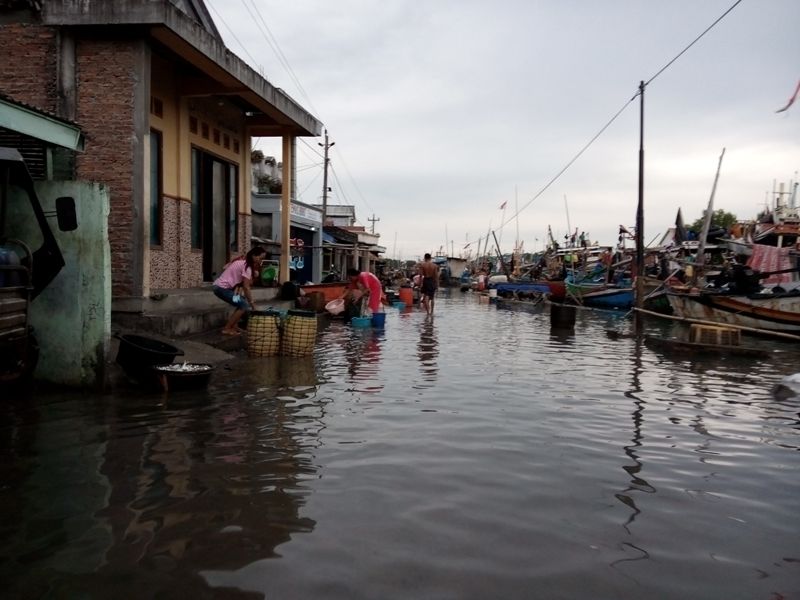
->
<box><xmin>344</xmin><ymin>328</ymin><xmax>384</xmax><ymax>393</ymax></box>
<box><xmin>246</xmin><ymin>356</ymin><xmax>319</xmax><ymax>390</ymax></box>
<box><xmin>617</xmin><ymin>336</ymin><xmax>655</xmax><ymax>535</ymax></box>
<box><xmin>416</xmin><ymin>316</ymin><xmax>439</xmax><ymax>386</ymax></box>
<box><xmin>0</xmin><ymin>357</ymin><xmax>326</xmax><ymax>597</ymax></box>
<box><xmin>3</xmin><ymin>297</ymin><xmax>800</xmax><ymax>599</ymax></box>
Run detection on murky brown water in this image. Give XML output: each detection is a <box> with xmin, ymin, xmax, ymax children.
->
<box><xmin>2</xmin><ymin>292</ymin><xmax>799</xmax><ymax>599</ymax></box>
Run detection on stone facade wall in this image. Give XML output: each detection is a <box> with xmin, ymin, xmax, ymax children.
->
<box><xmin>149</xmin><ymin>194</ymin><xmax>179</xmax><ymax>288</ymax></box>
<box><xmin>149</xmin><ymin>196</ymin><xmax>204</xmax><ymax>289</ymax></box>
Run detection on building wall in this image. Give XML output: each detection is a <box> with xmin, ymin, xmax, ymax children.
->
<box><xmin>0</xmin><ymin>23</ymin><xmax>58</xmax><ymax>111</ymax></box>
<box><xmin>0</xmin><ymin>22</ymin><xmax>258</xmax><ymax>296</ymax></box>
<box><xmin>18</xmin><ymin>181</ymin><xmax>111</xmax><ymax>389</ymax></box>
<box><xmin>74</xmin><ymin>37</ymin><xmax>145</xmax><ymax>298</ymax></box>
<box><xmin>148</xmin><ymin>53</ymin><xmax>251</xmax><ymax>289</ymax></box>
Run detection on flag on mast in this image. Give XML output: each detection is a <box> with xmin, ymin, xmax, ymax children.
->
<box><xmin>776</xmin><ymin>79</ymin><xmax>800</xmax><ymax>113</ymax></box>
<box><xmin>499</xmin><ymin>201</ymin><xmax>507</xmax><ymax>210</ymax></box>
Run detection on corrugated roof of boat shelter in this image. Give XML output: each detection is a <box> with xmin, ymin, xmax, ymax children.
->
<box><xmin>41</xmin><ymin>0</ymin><xmax>322</xmax><ymax>138</ymax></box>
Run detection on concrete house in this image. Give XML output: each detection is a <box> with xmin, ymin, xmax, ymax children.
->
<box><xmin>0</xmin><ymin>0</ymin><xmax>321</xmax><ymax>385</ymax></box>
<box><xmin>0</xmin><ymin>0</ymin><xmax>321</xmax><ymax>304</ymax></box>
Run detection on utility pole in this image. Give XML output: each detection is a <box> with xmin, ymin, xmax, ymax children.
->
<box><xmin>635</xmin><ymin>80</ymin><xmax>645</xmax><ymax>311</ymax></box>
<box><xmin>318</xmin><ymin>129</ymin><xmax>334</xmax><ymax>229</ymax></box>
<box><xmin>368</xmin><ymin>213</ymin><xmax>380</xmax><ymax>234</ymax></box>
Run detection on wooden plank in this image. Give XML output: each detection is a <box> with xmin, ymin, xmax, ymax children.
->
<box><xmin>633</xmin><ymin>306</ymin><xmax>800</xmax><ymax>342</ymax></box>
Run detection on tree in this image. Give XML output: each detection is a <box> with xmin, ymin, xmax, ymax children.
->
<box><xmin>688</xmin><ymin>209</ymin><xmax>737</xmax><ymax>233</ymax></box>
<box><xmin>256</xmin><ymin>174</ymin><xmax>282</xmax><ymax>194</ymax></box>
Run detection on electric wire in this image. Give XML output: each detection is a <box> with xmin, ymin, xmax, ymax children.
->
<box><xmin>494</xmin><ymin>0</ymin><xmax>745</xmax><ymax>238</ymax></box>
<box><xmin>240</xmin><ymin>0</ymin><xmax>321</xmax><ymax>118</ymax></box>
<box><xmin>205</xmin><ymin>2</ymin><xmax>262</xmax><ymax>70</ymax></box>
<box><xmin>331</xmin><ymin>145</ymin><xmax>374</xmax><ymax>214</ymax></box>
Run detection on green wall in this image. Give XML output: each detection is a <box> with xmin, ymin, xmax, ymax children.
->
<box><xmin>12</xmin><ymin>181</ymin><xmax>111</xmax><ymax>388</ymax></box>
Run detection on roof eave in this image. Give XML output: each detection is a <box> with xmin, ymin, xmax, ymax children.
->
<box><xmin>41</xmin><ymin>0</ymin><xmax>322</xmax><ymax>137</ymax></box>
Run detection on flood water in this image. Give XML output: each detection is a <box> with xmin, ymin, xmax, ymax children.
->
<box><xmin>2</xmin><ymin>292</ymin><xmax>799</xmax><ymax>599</ymax></box>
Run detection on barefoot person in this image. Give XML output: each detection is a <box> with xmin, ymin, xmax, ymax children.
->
<box><xmin>418</xmin><ymin>253</ymin><xmax>439</xmax><ymax>315</ymax></box>
<box><xmin>212</xmin><ymin>246</ymin><xmax>266</xmax><ymax>335</ymax></box>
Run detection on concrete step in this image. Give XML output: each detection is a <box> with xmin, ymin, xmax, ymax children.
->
<box><xmin>112</xmin><ymin>287</ymin><xmax>298</xmax><ymax>339</ymax></box>
<box><xmin>113</xmin><ymin>305</ymin><xmax>231</xmax><ymax>338</ymax></box>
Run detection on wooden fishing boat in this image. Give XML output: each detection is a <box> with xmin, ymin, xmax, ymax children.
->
<box><xmin>301</xmin><ymin>281</ymin><xmax>348</xmax><ymax>302</ymax></box>
<box><xmin>494</xmin><ymin>280</ymin><xmax>565</xmax><ymax>301</ymax></box>
<box><xmin>666</xmin><ymin>286</ymin><xmax>800</xmax><ymax>333</ymax></box>
<box><xmin>643</xmin><ymin>335</ymin><xmax>770</xmax><ymax>358</ymax></box>
<box><xmin>580</xmin><ymin>286</ymin><xmax>634</xmax><ymax>310</ymax></box>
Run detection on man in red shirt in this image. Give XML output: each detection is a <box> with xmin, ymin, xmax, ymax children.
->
<box><xmin>346</xmin><ymin>268</ymin><xmax>384</xmax><ymax>314</ymax></box>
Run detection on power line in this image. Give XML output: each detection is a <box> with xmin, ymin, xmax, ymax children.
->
<box><xmin>205</xmin><ymin>2</ymin><xmax>262</xmax><ymax>70</ymax></box>
<box><xmin>243</xmin><ymin>0</ymin><xmax>321</xmax><ymax>118</ymax></box>
<box><xmin>331</xmin><ymin>145</ymin><xmax>374</xmax><ymax>214</ymax></box>
<box><xmin>299</xmin><ymin>138</ymin><xmax>325</xmax><ymax>160</ymax></box>
<box><xmin>645</xmin><ymin>0</ymin><xmax>744</xmax><ymax>88</ymax></box>
<box><xmin>498</xmin><ymin>98</ymin><xmax>636</xmax><ymax>232</ymax></box>
<box><xmin>297</xmin><ymin>168</ymin><xmax>323</xmax><ymax>201</ymax></box>
<box><xmin>496</xmin><ymin>0</ymin><xmax>745</xmax><ymax>235</ymax></box>
<box><xmin>212</xmin><ymin>3</ymin><xmax>375</xmax><ymax>228</ymax></box>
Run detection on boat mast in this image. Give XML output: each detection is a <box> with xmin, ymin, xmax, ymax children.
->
<box><xmin>564</xmin><ymin>194</ymin><xmax>572</xmax><ymax>245</ymax></box>
<box><xmin>694</xmin><ymin>148</ymin><xmax>726</xmax><ymax>279</ymax></box>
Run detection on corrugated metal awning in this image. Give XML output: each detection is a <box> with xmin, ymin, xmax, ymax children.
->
<box><xmin>0</xmin><ymin>96</ymin><xmax>84</xmax><ymax>151</ymax></box>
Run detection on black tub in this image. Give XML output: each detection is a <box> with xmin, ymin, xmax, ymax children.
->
<box><xmin>152</xmin><ymin>363</ymin><xmax>214</xmax><ymax>392</ymax></box>
<box><xmin>116</xmin><ymin>334</ymin><xmax>184</xmax><ymax>380</ymax></box>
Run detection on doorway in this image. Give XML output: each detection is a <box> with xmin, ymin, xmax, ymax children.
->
<box><xmin>192</xmin><ymin>149</ymin><xmax>238</xmax><ymax>281</ymax></box>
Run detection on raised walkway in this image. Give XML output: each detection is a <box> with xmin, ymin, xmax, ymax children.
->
<box><xmin>111</xmin><ymin>285</ymin><xmax>297</xmax><ymax>355</ymax></box>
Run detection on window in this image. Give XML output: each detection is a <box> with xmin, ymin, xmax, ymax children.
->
<box><xmin>228</xmin><ymin>163</ymin><xmax>238</xmax><ymax>248</ymax></box>
<box><xmin>149</xmin><ymin>129</ymin><xmax>162</xmax><ymax>246</ymax></box>
<box><xmin>150</xmin><ymin>96</ymin><xmax>163</xmax><ymax>118</ymax></box>
<box><xmin>191</xmin><ymin>147</ymin><xmax>202</xmax><ymax>248</ymax></box>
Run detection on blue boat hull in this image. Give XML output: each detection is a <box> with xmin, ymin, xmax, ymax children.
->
<box><xmin>581</xmin><ymin>288</ymin><xmax>634</xmax><ymax>309</ymax></box>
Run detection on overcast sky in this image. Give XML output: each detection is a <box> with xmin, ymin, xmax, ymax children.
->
<box><xmin>206</xmin><ymin>0</ymin><xmax>799</xmax><ymax>260</ymax></box>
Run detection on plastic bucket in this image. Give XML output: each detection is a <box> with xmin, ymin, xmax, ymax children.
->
<box><xmin>399</xmin><ymin>286</ymin><xmax>413</xmax><ymax>306</ymax></box>
<box><xmin>371</xmin><ymin>312</ymin><xmax>386</xmax><ymax>328</ymax></box>
<box><xmin>392</xmin><ymin>301</ymin><xmax>405</xmax><ymax>310</ymax></box>
<box><xmin>488</xmin><ymin>288</ymin><xmax>498</xmax><ymax>298</ymax></box>
<box><xmin>351</xmin><ymin>316</ymin><xmax>372</xmax><ymax>328</ymax></box>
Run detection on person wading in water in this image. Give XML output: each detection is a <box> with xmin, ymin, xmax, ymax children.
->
<box><xmin>418</xmin><ymin>253</ymin><xmax>439</xmax><ymax>315</ymax></box>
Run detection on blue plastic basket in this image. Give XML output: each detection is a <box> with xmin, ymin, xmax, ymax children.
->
<box><xmin>351</xmin><ymin>316</ymin><xmax>372</xmax><ymax>327</ymax></box>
